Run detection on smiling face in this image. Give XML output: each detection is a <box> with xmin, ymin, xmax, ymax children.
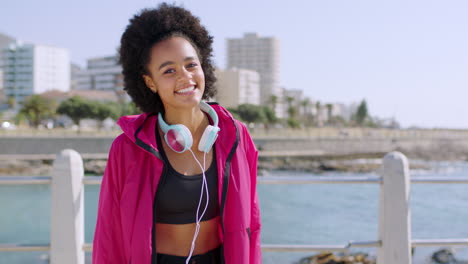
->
<box><xmin>143</xmin><ymin>36</ymin><xmax>205</xmax><ymax>113</ymax></box>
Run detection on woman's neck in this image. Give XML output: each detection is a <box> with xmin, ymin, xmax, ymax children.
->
<box><xmin>163</xmin><ymin>106</ymin><xmax>207</xmax><ymax>136</ymax></box>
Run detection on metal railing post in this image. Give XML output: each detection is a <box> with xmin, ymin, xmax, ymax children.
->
<box><xmin>50</xmin><ymin>149</ymin><xmax>85</xmax><ymax>264</ymax></box>
<box><xmin>378</xmin><ymin>151</ymin><xmax>412</xmax><ymax>264</ymax></box>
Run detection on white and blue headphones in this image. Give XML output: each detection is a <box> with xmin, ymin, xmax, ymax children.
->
<box><xmin>158</xmin><ymin>101</ymin><xmax>220</xmax><ymax>153</ymax></box>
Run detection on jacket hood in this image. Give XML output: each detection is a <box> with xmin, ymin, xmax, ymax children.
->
<box><xmin>116</xmin><ymin>102</ymin><xmax>237</xmax><ymax>159</ymax></box>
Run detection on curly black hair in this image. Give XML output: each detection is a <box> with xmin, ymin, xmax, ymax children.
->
<box><xmin>119</xmin><ymin>3</ymin><xmax>217</xmax><ymax>114</ymax></box>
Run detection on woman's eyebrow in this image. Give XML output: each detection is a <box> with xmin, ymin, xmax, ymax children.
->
<box><xmin>158</xmin><ymin>61</ymin><xmax>174</xmax><ymax>70</ymax></box>
<box><xmin>158</xmin><ymin>57</ymin><xmax>196</xmax><ymax>70</ymax></box>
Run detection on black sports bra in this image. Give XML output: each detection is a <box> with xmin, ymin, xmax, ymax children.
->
<box><xmin>155</xmin><ymin>131</ymin><xmax>219</xmax><ymax>224</ymax></box>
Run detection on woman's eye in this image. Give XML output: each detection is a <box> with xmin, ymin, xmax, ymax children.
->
<box><xmin>163</xmin><ymin>69</ymin><xmax>175</xmax><ymax>74</ymax></box>
<box><xmin>187</xmin><ymin>62</ymin><xmax>198</xmax><ymax>68</ymax></box>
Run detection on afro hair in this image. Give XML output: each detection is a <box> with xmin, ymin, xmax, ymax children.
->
<box><xmin>119</xmin><ymin>3</ymin><xmax>217</xmax><ymax>114</ymax></box>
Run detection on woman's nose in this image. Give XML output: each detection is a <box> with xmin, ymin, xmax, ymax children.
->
<box><xmin>178</xmin><ymin>67</ymin><xmax>192</xmax><ymax>80</ymax></box>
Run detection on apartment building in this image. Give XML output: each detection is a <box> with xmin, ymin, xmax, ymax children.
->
<box><xmin>215</xmin><ymin>68</ymin><xmax>260</xmax><ymax>108</ymax></box>
<box><xmin>2</xmin><ymin>41</ymin><xmax>70</xmax><ymax>105</ymax></box>
<box><xmin>226</xmin><ymin>33</ymin><xmax>281</xmax><ymax>109</ymax></box>
<box><xmin>75</xmin><ymin>55</ymin><xmax>123</xmax><ymax>91</ymax></box>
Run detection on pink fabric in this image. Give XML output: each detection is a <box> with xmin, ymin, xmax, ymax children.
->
<box><xmin>92</xmin><ymin>104</ymin><xmax>261</xmax><ymax>264</ymax></box>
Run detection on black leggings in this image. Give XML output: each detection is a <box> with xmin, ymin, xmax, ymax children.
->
<box><xmin>156</xmin><ymin>247</ymin><xmax>222</xmax><ymax>264</ymax></box>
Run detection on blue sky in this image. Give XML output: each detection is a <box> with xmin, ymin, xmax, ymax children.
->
<box><xmin>2</xmin><ymin>0</ymin><xmax>468</xmax><ymax>128</ymax></box>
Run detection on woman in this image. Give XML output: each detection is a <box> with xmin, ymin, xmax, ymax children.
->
<box><xmin>92</xmin><ymin>3</ymin><xmax>261</xmax><ymax>264</ymax></box>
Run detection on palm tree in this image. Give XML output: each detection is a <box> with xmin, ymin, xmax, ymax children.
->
<box><xmin>326</xmin><ymin>103</ymin><xmax>333</xmax><ymax>124</ymax></box>
<box><xmin>285</xmin><ymin>96</ymin><xmax>296</xmax><ymax>118</ymax></box>
<box><xmin>315</xmin><ymin>101</ymin><xmax>323</xmax><ymax>127</ymax></box>
<box><xmin>268</xmin><ymin>95</ymin><xmax>278</xmax><ymax>114</ymax></box>
<box><xmin>300</xmin><ymin>98</ymin><xmax>311</xmax><ymax>124</ymax></box>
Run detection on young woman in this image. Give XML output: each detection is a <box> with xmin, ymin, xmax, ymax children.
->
<box><xmin>92</xmin><ymin>3</ymin><xmax>261</xmax><ymax>264</ymax></box>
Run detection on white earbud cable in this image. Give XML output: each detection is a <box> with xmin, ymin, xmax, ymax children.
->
<box><xmin>185</xmin><ymin>150</ymin><xmax>209</xmax><ymax>264</ymax></box>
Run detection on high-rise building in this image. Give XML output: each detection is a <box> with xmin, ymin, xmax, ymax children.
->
<box><xmin>0</xmin><ymin>33</ymin><xmax>15</xmax><ymax>51</ymax></box>
<box><xmin>215</xmin><ymin>68</ymin><xmax>260</xmax><ymax>108</ymax></box>
<box><xmin>226</xmin><ymin>33</ymin><xmax>281</xmax><ymax>108</ymax></box>
<box><xmin>75</xmin><ymin>55</ymin><xmax>123</xmax><ymax>91</ymax></box>
<box><xmin>0</xmin><ymin>33</ymin><xmax>16</xmax><ymax>102</ymax></box>
<box><xmin>70</xmin><ymin>63</ymin><xmax>82</xmax><ymax>91</ymax></box>
<box><xmin>3</xmin><ymin>42</ymin><xmax>70</xmax><ymax>105</ymax></box>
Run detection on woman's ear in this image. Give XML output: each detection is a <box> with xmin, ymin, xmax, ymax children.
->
<box><xmin>143</xmin><ymin>75</ymin><xmax>157</xmax><ymax>93</ymax></box>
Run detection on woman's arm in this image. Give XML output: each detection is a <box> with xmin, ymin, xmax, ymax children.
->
<box><xmin>92</xmin><ymin>137</ymin><xmax>127</xmax><ymax>264</ymax></box>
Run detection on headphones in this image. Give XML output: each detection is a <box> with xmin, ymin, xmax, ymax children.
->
<box><xmin>158</xmin><ymin>101</ymin><xmax>220</xmax><ymax>153</ymax></box>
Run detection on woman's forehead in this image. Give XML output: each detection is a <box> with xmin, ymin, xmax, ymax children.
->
<box><xmin>150</xmin><ymin>37</ymin><xmax>199</xmax><ymax>63</ymax></box>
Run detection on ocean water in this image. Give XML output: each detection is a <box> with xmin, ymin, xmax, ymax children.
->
<box><xmin>0</xmin><ymin>162</ymin><xmax>467</xmax><ymax>264</ymax></box>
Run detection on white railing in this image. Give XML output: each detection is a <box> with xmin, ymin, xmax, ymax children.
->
<box><xmin>1</xmin><ymin>150</ymin><xmax>468</xmax><ymax>264</ymax></box>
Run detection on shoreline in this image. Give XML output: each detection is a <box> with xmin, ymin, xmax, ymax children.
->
<box><xmin>0</xmin><ymin>152</ymin><xmax>464</xmax><ymax>177</ymax></box>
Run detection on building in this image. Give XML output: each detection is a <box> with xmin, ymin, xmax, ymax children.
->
<box><xmin>2</xmin><ymin>42</ymin><xmax>70</xmax><ymax>105</ymax></box>
<box><xmin>75</xmin><ymin>55</ymin><xmax>123</xmax><ymax>91</ymax></box>
<box><xmin>0</xmin><ymin>33</ymin><xmax>15</xmax><ymax>51</ymax></box>
<box><xmin>215</xmin><ymin>68</ymin><xmax>260</xmax><ymax>108</ymax></box>
<box><xmin>0</xmin><ymin>33</ymin><xmax>16</xmax><ymax>104</ymax></box>
<box><xmin>338</xmin><ymin>102</ymin><xmax>359</xmax><ymax>122</ymax></box>
<box><xmin>226</xmin><ymin>33</ymin><xmax>281</xmax><ymax>109</ymax></box>
<box><xmin>70</xmin><ymin>63</ymin><xmax>82</xmax><ymax>91</ymax></box>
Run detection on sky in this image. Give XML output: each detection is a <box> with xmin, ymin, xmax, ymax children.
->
<box><xmin>1</xmin><ymin>0</ymin><xmax>468</xmax><ymax>129</ymax></box>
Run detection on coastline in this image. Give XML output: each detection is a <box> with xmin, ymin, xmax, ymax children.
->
<box><xmin>0</xmin><ymin>150</ymin><xmax>462</xmax><ymax>176</ymax></box>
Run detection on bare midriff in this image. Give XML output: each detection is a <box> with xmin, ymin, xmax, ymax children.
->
<box><xmin>155</xmin><ymin>216</ymin><xmax>222</xmax><ymax>256</ymax></box>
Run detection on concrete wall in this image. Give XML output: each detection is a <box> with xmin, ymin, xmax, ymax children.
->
<box><xmin>0</xmin><ymin>137</ymin><xmax>114</xmax><ymax>155</ymax></box>
<box><xmin>1</xmin><ymin>135</ymin><xmax>467</xmax><ymax>160</ymax></box>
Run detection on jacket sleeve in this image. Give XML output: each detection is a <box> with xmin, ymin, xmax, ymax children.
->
<box><xmin>92</xmin><ymin>137</ymin><xmax>127</xmax><ymax>264</ymax></box>
<box><xmin>241</xmin><ymin>124</ymin><xmax>262</xmax><ymax>264</ymax></box>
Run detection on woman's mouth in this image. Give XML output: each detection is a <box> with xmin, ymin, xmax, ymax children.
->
<box><xmin>175</xmin><ymin>85</ymin><xmax>196</xmax><ymax>94</ymax></box>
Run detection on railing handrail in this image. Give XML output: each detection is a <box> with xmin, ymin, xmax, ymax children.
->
<box><xmin>3</xmin><ymin>238</ymin><xmax>468</xmax><ymax>253</ymax></box>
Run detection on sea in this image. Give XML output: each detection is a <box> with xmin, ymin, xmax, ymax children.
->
<box><xmin>1</xmin><ymin>161</ymin><xmax>467</xmax><ymax>264</ymax></box>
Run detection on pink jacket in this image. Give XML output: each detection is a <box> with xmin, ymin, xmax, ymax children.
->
<box><xmin>92</xmin><ymin>103</ymin><xmax>261</xmax><ymax>264</ymax></box>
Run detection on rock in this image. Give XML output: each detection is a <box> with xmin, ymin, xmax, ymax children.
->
<box><xmin>84</xmin><ymin>160</ymin><xmax>107</xmax><ymax>175</ymax></box>
<box><xmin>0</xmin><ymin>159</ymin><xmax>52</xmax><ymax>176</ymax></box>
<box><xmin>432</xmin><ymin>248</ymin><xmax>456</xmax><ymax>263</ymax></box>
<box><xmin>297</xmin><ymin>252</ymin><xmax>376</xmax><ymax>264</ymax></box>
<box><xmin>431</xmin><ymin>248</ymin><xmax>468</xmax><ymax>264</ymax></box>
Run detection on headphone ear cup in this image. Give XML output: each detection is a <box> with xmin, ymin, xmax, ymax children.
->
<box><xmin>165</xmin><ymin>124</ymin><xmax>193</xmax><ymax>153</ymax></box>
<box><xmin>198</xmin><ymin>125</ymin><xmax>220</xmax><ymax>153</ymax></box>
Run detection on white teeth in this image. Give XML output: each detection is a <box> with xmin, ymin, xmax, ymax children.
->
<box><xmin>176</xmin><ymin>86</ymin><xmax>195</xmax><ymax>94</ymax></box>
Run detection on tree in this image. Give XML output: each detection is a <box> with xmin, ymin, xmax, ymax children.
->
<box><xmin>355</xmin><ymin>99</ymin><xmax>369</xmax><ymax>125</ymax></box>
<box><xmin>7</xmin><ymin>96</ymin><xmax>16</xmax><ymax>109</ymax></box>
<box><xmin>268</xmin><ymin>95</ymin><xmax>278</xmax><ymax>114</ymax></box>
<box><xmin>236</xmin><ymin>104</ymin><xmax>265</xmax><ymax>124</ymax></box>
<box><xmin>315</xmin><ymin>101</ymin><xmax>323</xmax><ymax>126</ymax></box>
<box><xmin>120</xmin><ymin>102</ymin><xmax>141</xmax><ymax>116</ymax></box>
<box><xmin>285</xmin><ymin>96</ymin><xmax>295</xmax><ymax>117</ymax></box>
<box><xmin>326</xmin><ymin>103</ymin><xmax>334</xmax><ymax>124</ymax></box>
<box><xmin>226</xmin><ymin>107</ymin><xmax>242</xmax><ymax>121</ymax></box>
<box><xmin>300</xmin><ymin>99</ymin><xmax>310</xmax><ymax>116</ymax></box>
<box><xmin>287</xmin><ymin>106</ymin><xmax>297</xmax><ymax>120</ymax></box>
<box><xmin>19</xmin><ymin>95</ymin><xmax>57</xmax><ymax>128</ymax></box>
<box><xmin>262</xmin><ymin>106</ymin><xmax>277</xmax><ymax>130</ymax></box>
<box><xmin>287</xmin><ymin>118</ymin><xmax>301</xmax><ymax>128</ymax></box>
<box><xmin>57</xmin><ymin>96</ymin><xmax>94</xmax><ymax>126</ymax></box>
